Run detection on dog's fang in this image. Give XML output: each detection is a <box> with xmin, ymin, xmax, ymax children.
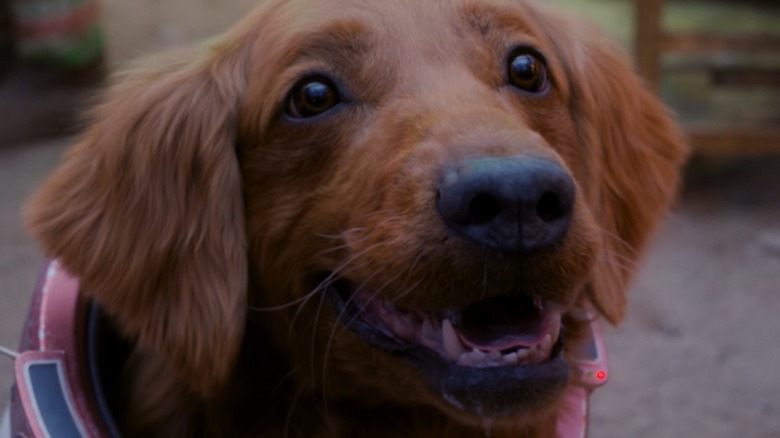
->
<box><xmin>442</xmin><ymin>318</ymin><xmax>465</xmax><ymax>361</ymax></box>
<box><xmin>541</xmin><ymin>334</ymin><xmax>552</xmax><ymax>354</ymax></box>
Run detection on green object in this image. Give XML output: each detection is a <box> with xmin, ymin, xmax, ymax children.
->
<box><xmin>11</xmin><ymin>0</ymin><xmax>104</xmax><ymax>69</ymax></box>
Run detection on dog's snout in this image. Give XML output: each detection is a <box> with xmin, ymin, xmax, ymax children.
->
<box><xmin>436</xmin><ymin>156</ymin><xmax>575</xmax><ymax>254</ymax></box>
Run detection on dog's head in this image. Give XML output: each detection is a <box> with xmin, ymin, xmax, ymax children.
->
<box><xmin>27</xmin><ymin>0</ymin><xmax>687</xmax><ymax>431</ymax></box>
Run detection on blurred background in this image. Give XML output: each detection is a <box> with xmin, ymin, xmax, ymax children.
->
<box><xmin>1</xmin><ymin>0</ymin><xmax>779</xmax><ymax>436</ymax></box>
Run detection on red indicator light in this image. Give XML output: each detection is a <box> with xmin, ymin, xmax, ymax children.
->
<box><xmin>595</xmin><ymin>370</ymin><xmax>607</xmax><ymax>380</ymax></box>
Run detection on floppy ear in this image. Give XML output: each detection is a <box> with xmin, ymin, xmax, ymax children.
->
<box><xmin>25</xmin><ymin>44</ymin><xmax>248</xmax><ymax>396</ymax></box>
<box><xmin>563</xmin><ymin>31</ymin><xmax>688</xmax><ymax>324</ymax></box>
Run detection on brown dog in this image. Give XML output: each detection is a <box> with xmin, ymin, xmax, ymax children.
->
<box><xmin>25</xmin><ymin>0</ymin><xmax>687</xmax><ymax>436</ymax></box>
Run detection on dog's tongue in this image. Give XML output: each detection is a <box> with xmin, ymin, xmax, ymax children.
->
<box><xmin>453</xmin><ymin>294</ymin><xmax>550</xmax><ymax>352</ymax></box>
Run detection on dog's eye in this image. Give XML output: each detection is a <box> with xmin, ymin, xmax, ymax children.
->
<box><xmin>507</xmin><ymin>49</ymin><xmax>548</xmax><ymax>93</ymax></box>
<box><xmin>286</xmin><ymin>77</ymin><xmax>340</xmax><ymax>118</ymax></box>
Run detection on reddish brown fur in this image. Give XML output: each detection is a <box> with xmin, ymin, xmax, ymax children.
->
<box><xmin>25</xmin><ymin>0</ymin><xmax>687</xmax><ymax>436</ymax></box>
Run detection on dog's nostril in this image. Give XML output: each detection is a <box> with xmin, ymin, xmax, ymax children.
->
<box><xmin>536</xmin><ymin>191</ymin><xmax>569</xmax><ymax>223</ymax></box>
<box><xmin>468</xmin><ymin>193</ymin><xmax>502</xmax><ymax>224</ymax></box>
<box><xmin>437</xmin><ymin>156</ymin><xmax>575</xmax><ymax>254</ymax></box>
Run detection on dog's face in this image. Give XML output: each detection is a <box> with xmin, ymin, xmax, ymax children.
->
<box><xmin>242</xmin><ymin>0</ymin><xmax>604</xmax><ymax>421</ymax></box>
<box><xmin>26</xmin><ymin>0</ymin><xmax>687</xmax><ymax>433</ymax></box>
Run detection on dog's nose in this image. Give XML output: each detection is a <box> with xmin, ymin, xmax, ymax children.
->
<box><xmin>436</xmin><ymin>156</ymin><xmax>575</xmax><ymax>254</ymax></box>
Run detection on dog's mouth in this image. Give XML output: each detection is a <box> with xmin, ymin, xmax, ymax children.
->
<box><xmin>326</xmin><ymin>276</ymin><xmax>569</xmax><ymax>416</ymax></box>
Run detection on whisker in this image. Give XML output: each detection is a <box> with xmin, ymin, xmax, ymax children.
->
<box><xmin>254</xmin><ymin>242</ymin><xmax>385</xmax><ymax>343</ymax></box>
<box><xmin>313</xmin><ymin>227</ymin><xmax>368</xmax><ymax>241</ymax></box>
<box><xmin>319</xmin><ymin>264</ymin><xmax>390</xmax><ymax>407</ymax></box>
<box><xmin>283</xmin><ymin>384</ymin><xmax>307</xmax><ymax>438</ymax></box>
<box><xmin>255</xmin><ymin>237</ymin><xmax>393</xmax><ymax>410</ymax></box>
<box><xmin>384</xmin><ymin>275</ymin><xmax>425</xmax><ymax>307</ymax></box>
<box><xmin>249</xmin><ymin>293</ymin><xmax>321</xmax><ymax>313</ymax></box>
<box><xmin>309</xmin><ymin>284</ymin><xmax>330</xmax><ymax>401</ymax></box>
<box><xmin>386</xmin><ymin>250</ymin><xmax>427</xmax><ymax>304</ymax></box>
<box><xmin>597</xmin><ymin>247</ymin><xmax>636</xmax><ymax>275</ymax></box>
<box><xmin>598</xmin><ymin>225</ymin><xmax>638</xmax><ymax>258</ymax></box>
<box><xmin>265</xmin><ymin>364</ymin><xmax>301</xmax><ymax>408</ymax></box>
<box><xmin>249</xmin><ymin>230</ymin><xmax>380</xmax><ymax>314</ymax></box>
<box><xmin>308</xmin><ymin>230</ymin><xmax>374</xmax><ymax>260</ymax></box>
<box><xmin>288</xmin><ymin>240</ymin><xmax>391</xmax><ymax>332</ymax></box>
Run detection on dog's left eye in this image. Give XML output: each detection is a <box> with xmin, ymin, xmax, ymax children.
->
<box><xmin>507</xmin><ymin>49</ymin><xmax>548</xmax><ymax>94</ymax></box>
<box><xmin>286</xmin><ymin>77</ymin><xmax>341</xmax><ymax>119</ymax></box>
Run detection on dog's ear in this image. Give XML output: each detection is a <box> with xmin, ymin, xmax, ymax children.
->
<box><xmin>558</xmin><ymin>27</ymin><xmax>688</xmax><ymax>324</ymax></box>
<box><xmin>26</xmin><ymin>43</ymin><xmax>248</xmax><ymax>396</ymax></box>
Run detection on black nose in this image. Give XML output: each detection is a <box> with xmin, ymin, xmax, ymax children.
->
<box><xmin>436</xmin><ymin>156</ymin><xmax>575</xmax><ymax>254</ymax></box>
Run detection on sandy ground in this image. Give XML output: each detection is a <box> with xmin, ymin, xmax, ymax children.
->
<box><xmin>589</xmin><ymin>156</ymin><xmax>780</xmax><ymax>437</ymax></box>
<box><xmin>2</xmin><ymin>0</ymin><xmax>780</xmax><ymax>436</ymax></box>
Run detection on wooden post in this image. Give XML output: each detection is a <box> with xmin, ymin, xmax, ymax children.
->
<box><xmin>635</xmin><ymin>0</ymin><xmax>663</xmax><ymax>86</ymax></box>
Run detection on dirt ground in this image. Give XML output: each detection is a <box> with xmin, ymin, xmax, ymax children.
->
<box><xmin>2</xmin><ymin>1</ymin><xmax>780</xmax><ymax>437</ymax></box>
<box><xmin>589</xmin><ymin>156</ymin><xmax>780</xmax><ymax>437</ymax></box>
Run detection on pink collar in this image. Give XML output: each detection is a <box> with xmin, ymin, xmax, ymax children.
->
<box><xmin>5</xmin><ymin>260</ymin><xmax>608</xmax><ymax>438</ymax></box>
<box><xmin>555</xmin><ymin>310</ymin><xmax>609</xmax><ymax>437</ymax></box>
<box><xmin>8</xmin><ymin>260</ymin><xmax>108</xmax><ymax>437</ymax></box>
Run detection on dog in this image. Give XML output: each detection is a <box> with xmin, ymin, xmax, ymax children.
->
<box><xmin>24</xmin><ymin>0</ymin><xmax>688</xmax><ymax>436</ymax></box>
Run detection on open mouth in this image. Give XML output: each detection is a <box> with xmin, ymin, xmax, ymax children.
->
<box><xmin>327</xmin><ymin>276</ymin><xmax>569</xmax><ymax>415</ymax></box>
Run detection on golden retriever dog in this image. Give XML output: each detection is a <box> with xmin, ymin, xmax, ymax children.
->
<box><xmin>25</xmin><ymin>0</ymin><xmax>687</xmax><ymax>436</ymax></box>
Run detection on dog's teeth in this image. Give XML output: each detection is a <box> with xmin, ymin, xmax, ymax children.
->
<box><xmin>456</xmin><ymin>349</ymin><xmax>482</xmax><ymax>367</ymax></box>
<box><xmin>503</xmin><ymin>352</ymin><xmax>518</xmax><ymax>364</ymax></box>
<box><xmin>442</xmin><ymin>319</ymin><xmax>465</xmax><ymax>361</ymax></box>
<box><xmin>421</xmin><ymin>318</ymin><xmax>439</xmax><ymax>343</ymax></box>
<box><xmin>541</xmin><ymin>334</ymin><xmax>552</xmax><ymax>354</ymax></box>
<box><xmin>535</xmin><ymin>344</ymin><xmax>547</xmax><ymax>362</ymax></box>
<box><xmin>488</xmin><ymin>350</ymin><xmax>502</xmax><ymax>361</ymax></box>
<box><xmin>465</xmin><ymin>349</ymin><xmax>489</xmax><ymax>367</ymax></box>
<box><xmin>515</xmin><ymin>348</ymin><xmax>530</xmax><ymax>363</ymax></box>
<box><xmin>391</xmin><ymin>313</ymin><xmax>419</xmax><ymax>338</ymax></box>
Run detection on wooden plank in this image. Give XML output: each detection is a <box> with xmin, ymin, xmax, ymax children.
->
<box><xmin>635</xmin><ymin>0</ymin><xmax>663</xmax><ymax>85</ymax></box>
<box><xmin>689</xmin><ymin>127</ymin><xmax>780</xmax><ymax>156</ymax></box>
<box><xmin>634</xmin><ymin>0</ymin><xmax>780</xmax><ymax>157</ymax></box>
<box><xmin>663</xmin><ymin>34</ymin><xmax>780</xmax><ymax>54</ymax></box>
<box><xmin>711</xmin><ymin>67</ymin><xmax>780</xmax><ymax>88</ymax></box>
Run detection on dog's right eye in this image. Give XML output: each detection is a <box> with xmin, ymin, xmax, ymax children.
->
<box><xmin>507</xmin><ymin>48</ymin><xmax>549</xmax><ymax>94</ymax></box>
<box><xmin>285</xmin><ymin>77</ymin><xmax>341</xmax><ymax>119</ymax></box>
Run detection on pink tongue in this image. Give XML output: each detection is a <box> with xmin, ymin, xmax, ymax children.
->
<box><xmin>454</xmin><ymin>292</ymin><xmax>553</xmax><ymax>352</ymax></box>
<box><xmin>454</xmin><ymin>320</ymin><xmax>550</xmax><ymax>352</ymax></box>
